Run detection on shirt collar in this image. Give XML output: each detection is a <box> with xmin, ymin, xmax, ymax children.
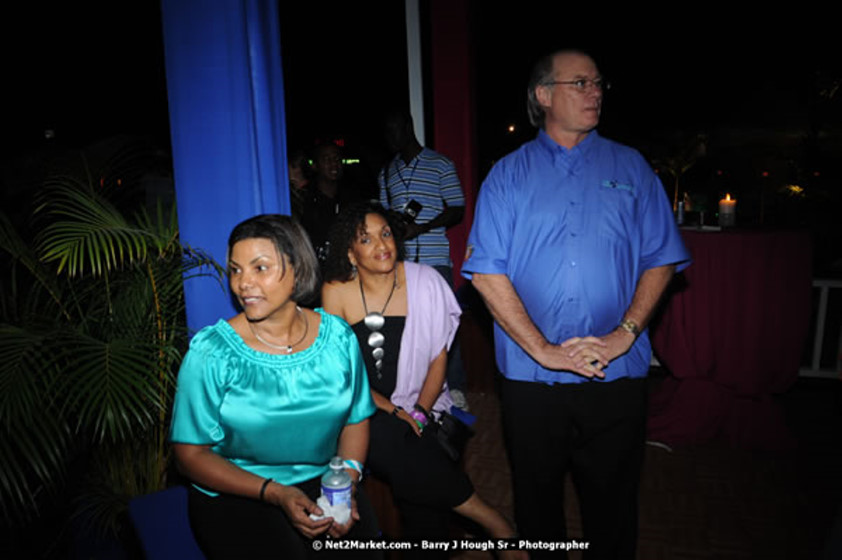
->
<box><xmin>393</xmin><ymin>147</ymin><xmax>426</xmax><ymax>168</ymax></box>
<box><xmin>536</xmin><ymin>129</ymin><xmax>599</xmax><ymax>160</ymax></box>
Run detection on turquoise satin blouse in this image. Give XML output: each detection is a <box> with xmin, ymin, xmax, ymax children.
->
<box><xmin>170</xmin><ymin>309</ymin><xmax>375</xmax><ymax>491</ymax></box>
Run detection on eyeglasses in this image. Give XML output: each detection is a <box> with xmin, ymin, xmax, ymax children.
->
<box><xmin>543</xmin><ymin>78</ymin><xmax>610</xmax><ymax>93</ymax></box>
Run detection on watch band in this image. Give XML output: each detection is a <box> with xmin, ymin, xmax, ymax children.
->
<box><xmin>619</xmin><ymin>319</ymin><xmax>640</xmax><ymax>336</ymax></box>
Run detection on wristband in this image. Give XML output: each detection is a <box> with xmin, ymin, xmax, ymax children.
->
<box><xmin>343</xmin><ymin>459</ymin><xmax>364</xmax><ymax>482</ymax></box>
<box><xmin>391</xmin><ymin>405</ymin><xmax>403</xmax><ymax>416</ymax></box>
<box><xmin>413</xmin><ymin>403</ymin><xmax>432</xmax><ymax>423</ymax></box>
<box><xmin>409</xmin><ymin>409</ymin><xmax>429</xmax><ymax>427</ymax></box>
<box><xmin>259</xmin><ymin>477</ymin><xmax>273</xmax><ymax>501</ymax></box>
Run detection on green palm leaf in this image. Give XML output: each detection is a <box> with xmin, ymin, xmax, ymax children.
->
<box><xmin>53</xmin><ymin>335</ymin><xmax>164</xmax><ymax>443</ymax></box>
<box><xmin>0</xmin><ymin>141</ymin><xmax>224</xmax><ymax>532</ymax></box>
<box><xmin>0</xmin><ymin>212</ymin><xmax>68</xmax><ymax>319</ymax></box>
<box><xmin>0</xmin><ymin>325</ymin><xmax>70</xmax><ymax>524</ymax></box>
<box><xmin>0</xmin><ymin>326</ymin><xmax>52</xmax><ymax>421</ymax></box>
<box><xmin>36</xmin><ymin>182</ymin><xmax>151</xmax><ymax>277</ymax></box>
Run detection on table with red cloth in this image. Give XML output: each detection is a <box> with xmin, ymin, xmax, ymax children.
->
<box><xmin>647</xmin><ymin>229</ymin><xmax>812</xmax><ymax>450</ymax></box>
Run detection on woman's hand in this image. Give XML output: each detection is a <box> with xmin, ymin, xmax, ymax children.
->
<box><xmin>327</xmin><ymin>495</ymin><xmax>360</xmax><ymax>538</ymax></box>
<box><xmin>264</xmin><ymin>483</ymin><xmax>333</xmax><ymax>539</ymax></box>
<box><xmin>395</xmin><ymin>407</ymin><xmax>423</xmax><ymax>437</ymax></box>
<box><xmin>372</xmin><ymin>391</ymin><xmax>423</xmax><ymax>437</ymax></box>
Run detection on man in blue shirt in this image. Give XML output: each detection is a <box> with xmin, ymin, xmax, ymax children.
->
<box><xmin>463</xmin><ymin>50</ymin><xmax>690</xmax><ymax>558</ymax></box>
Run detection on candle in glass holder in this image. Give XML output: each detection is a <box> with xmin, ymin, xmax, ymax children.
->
<box><xmin>718</xmin><ymin>193</ymin><xmax>736</xmax><ymax>227</ymax></box>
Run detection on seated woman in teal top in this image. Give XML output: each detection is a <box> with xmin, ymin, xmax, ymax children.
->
<box><xmin>170</xmin><ymin>214</ymin><xmax>379</xmax><ymax>558</ymax></box>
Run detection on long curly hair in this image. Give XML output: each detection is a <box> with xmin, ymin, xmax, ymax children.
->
<box><xmin>323</xmin><ymin>201</ymin><xmax>406</xmax><ymax>283</ymax></box>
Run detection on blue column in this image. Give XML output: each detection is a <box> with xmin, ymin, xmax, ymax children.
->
<box><xmin>160</xmin><ymin>0</ymin><xmax>289</xmax><ymax>332</ymax></box>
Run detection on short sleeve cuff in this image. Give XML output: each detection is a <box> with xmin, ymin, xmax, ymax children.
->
<box><xmin>460</xmin><ymin>255</ymin><xmax>508</xmax><ymax>280</ymax></box>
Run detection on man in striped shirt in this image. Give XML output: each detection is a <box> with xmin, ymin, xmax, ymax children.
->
<box><xmin>379</xmin><ymin>109</ymin><xmax>465</xmax><ymax>270</ymax></box>
<box><xmin>379</xmin><ymin>109</ymin><xmax>468</xmax><ymax>409</ymax></box>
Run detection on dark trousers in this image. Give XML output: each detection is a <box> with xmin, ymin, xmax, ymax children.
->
<box><xmin>501</xmin><ymin>376</ymin><xmax>647</xmax><ymax>560</ymax></box>
<box><xmin>188</xmin><ymin>477</ymin><xmax>382</xmax><ymax>559</ymax></box>
<box><xmin>367</xmin><ymin>411</ymin><xmax>473</xmax><ymax>546</ymax></box>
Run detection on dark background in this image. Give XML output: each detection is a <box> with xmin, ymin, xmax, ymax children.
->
<box><xmin>4</xmin><ymin>2</ymin><xmax>841</xmax><ymax>269</ymax></box>
<box><xmin>2</xmin><ymin>5</ymin><xmax>840</xmax><ymax>557</ymax></box>
<box><xmin>7</xmin><ymin>3</ymin><xmax>840</xmax><ymax>156</ymax></box>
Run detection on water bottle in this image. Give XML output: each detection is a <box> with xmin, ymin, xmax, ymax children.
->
<box><xmin>676</xmin><ymin>201</ymin><xmax>685</xmax><ymax>225</ymax></box>
<box><xmin>320</xmin><ymin>456</ymin><xmax>352</xmax><ymax>508</ymax></box>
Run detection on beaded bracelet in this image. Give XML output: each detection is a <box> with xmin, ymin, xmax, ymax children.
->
<box><xmin>413</xmin><ymin>403</ymin><xmax>432</xmax><ymax>423</ymax></box>
<box><xmin>409</xmin><ymin>409</ymin><xmax>428</xmax><ymax>428</ymax></box>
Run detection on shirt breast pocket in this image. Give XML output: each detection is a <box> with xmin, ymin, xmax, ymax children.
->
<box><xmin>596</xmin><ymin>181</ymin><xmax>639</xmax><ymax>240</ymax></box>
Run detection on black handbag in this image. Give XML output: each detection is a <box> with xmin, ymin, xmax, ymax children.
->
<box><xmin>431</xmin><ymin>410</ymin><xmax>473</xmax><ymax>462</ymax></box>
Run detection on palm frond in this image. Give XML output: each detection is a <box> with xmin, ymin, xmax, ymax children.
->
<box><xmin>0</xmin><ymin>326</ymin><xmax>70</xmax><ymax>524</ymax></box>
<box><xmin>73</xmin><ymin>437</ymin><xmax>166</xmax><ymax>539</ymax></box>
<box><xmin>0</xmin><ymin>412</ymin><xmax>70</xmax><ymax>523</ymax></box>
<box><xmin>36</xmin><ymin>182</ymin><xmax>152</xmax><ymax>277</ymax></box>
<box><xmin>0</xmin><ymin>326</ymin><xmax>53</xmax><ymax>421</ymax></box>
<box><xmin>52</xmin><ymin>334</ymin><xmax>165</xmax><ymax>444</ymax></box>
<box><xmin>0</xmin><ymin>211</ymin><xmax>68</xmax><ymax>319</ymax></box>
<box><xmin>134</xmin><ymin>197</ymin><xmax>180</xmax><ymax>255</ymax></box>
<box><xmin>182</xmin><ymin>245</ymin><xmax>226</xmax><ymax>284</ymax></box>
<box><xmin>0</xmin><ymin>141</ymin><xmax>222</xmax><ymax>531</ymax></box>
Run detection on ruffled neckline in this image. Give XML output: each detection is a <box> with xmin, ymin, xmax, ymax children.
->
<box><xmin>213</xmin><ymin>308</ymin><xmax>330</xmax><ymax>366</ymax></box>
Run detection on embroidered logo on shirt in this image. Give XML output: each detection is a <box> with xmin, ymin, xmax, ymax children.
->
<box><xmin>464</xmin><ymin>244</ymin><xmax>474</xmax><ymax>263</ymax></box>
<box><xmin>601</xmin><ymin>180</ymin><xmax>634</xmax><ymax>192</ymax></box>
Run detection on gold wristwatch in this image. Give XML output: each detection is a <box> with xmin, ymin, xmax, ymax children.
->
<box><xmin>618</xmin><ymin>319</ymin><xmax>640</xmax><ymax>336</ymax></box>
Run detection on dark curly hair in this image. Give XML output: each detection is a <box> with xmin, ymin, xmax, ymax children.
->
<box><xmin>323</xmin><ymin>202</ymin><xmax>406</xmax><ymax>283</ymax></box>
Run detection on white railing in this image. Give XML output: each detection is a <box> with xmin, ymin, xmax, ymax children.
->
<box><xmin>800</xmin><ymin>279</ymin><xmax>842</xmax><ymax>380</ymax></box>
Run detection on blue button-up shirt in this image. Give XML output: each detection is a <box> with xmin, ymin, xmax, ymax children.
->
<box><xmin>463</xmin><ymin>130</ymin><xmax>690</xmax><ymax>384</ymax></box>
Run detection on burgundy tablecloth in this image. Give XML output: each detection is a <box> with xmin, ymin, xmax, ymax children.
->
<box><xmin>647</xmin><ymin>229</ymin><xmax>812</xmax><ymax>450</ymax></box>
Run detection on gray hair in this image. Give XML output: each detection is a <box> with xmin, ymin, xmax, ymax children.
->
<box><xmin>526</xmin><ymin>49</ymin><xmax>594</xmax><ymax>128</ymax></box>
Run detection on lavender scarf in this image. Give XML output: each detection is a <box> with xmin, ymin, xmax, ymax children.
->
<box><xmin>390</xmin><ymin>261</ymin><xmax>460</xmax><ymax>415</ymax></box>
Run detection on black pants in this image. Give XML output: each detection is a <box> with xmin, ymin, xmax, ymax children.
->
<box><xmin>188</xmin><ymin>477</ymin><xmax>382</xmax><ymax>559</ymax></box>
<box><xmin>367</xmin><ymin>410</ymin><xmax>474</xmax><ymax>558</ymax></box>
<box><xmin>501</xmin><ymin>376</ymin><xmax>647</xmax><ymax>560</ymax></box>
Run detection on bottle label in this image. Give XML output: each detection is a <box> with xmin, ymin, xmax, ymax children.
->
<box><xmin>322</xmin><ymin>485</ymin><xmax>352</xmax><ymax>508</ymax></box>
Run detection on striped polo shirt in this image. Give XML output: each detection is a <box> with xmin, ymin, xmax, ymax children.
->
<box><xmin>379</xmin><ymin>148</ymin><xmax>465</xmax><ymax>267</ymax></box>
